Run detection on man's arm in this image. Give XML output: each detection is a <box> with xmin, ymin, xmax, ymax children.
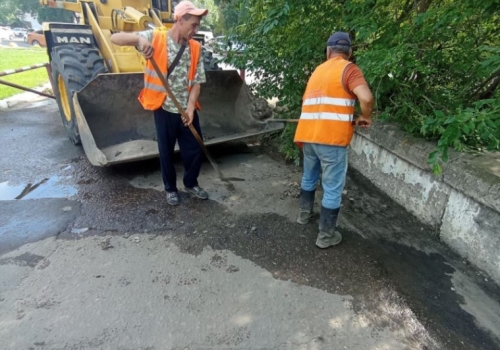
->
<box><xmin>344</xmin><ymin>64</ymin><xmax>374</xmax><ymax>128</ymax></box>
<box><xmin>110</xmin><ymin>32</ymin><xmax>140</xmax><ymax>46</ymax></box>
<box><xmin>352</xmin><ymin>85</ymin><xmax>374</xmax><ymax>128</ymax></box>
<box><xmin>110</xmin><ymin>32</ymin><xmax>154</xmax><ymax>59</ymax></box>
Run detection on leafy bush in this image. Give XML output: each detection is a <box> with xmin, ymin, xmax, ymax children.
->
<box><xmin>222</xmin><ymin>0</ymin><xmax>500</xmax><ymax>173</ymax></box>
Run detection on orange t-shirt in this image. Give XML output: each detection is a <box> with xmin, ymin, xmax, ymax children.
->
<box><xmin>342</xmin><ymin>64</ymin><xmax>368</xmax><ymax>94</ymax></box>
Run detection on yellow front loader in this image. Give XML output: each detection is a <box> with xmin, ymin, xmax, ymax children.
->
<box><xmin>40</xmin><ymin>0</ymin><xmax>282</xmax><ymax>166</ymax></box>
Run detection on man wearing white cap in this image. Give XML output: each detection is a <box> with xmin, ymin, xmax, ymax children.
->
<box><xmin>111</xmin><ymin>1</ymin><xmax>209</xmax><ymax>206</ymax></box>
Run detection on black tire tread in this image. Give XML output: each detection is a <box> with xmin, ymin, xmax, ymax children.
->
<box><xmin>51</xmin><ymin>44</ymin><xmax>107</xmax><ymax>145</ymax></box>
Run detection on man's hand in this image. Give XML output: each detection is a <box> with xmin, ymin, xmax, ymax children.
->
<box><xmin>184</xmin><ymin>107</ymin><xmax>195</xmax><ymax>126</ymax></box>
<box><xmin>138</xmin><ymin>37</ymin><xmax>154</xmax><ymax>59</ymax></box>
<box><xmin>355</xmin><ymin>116</ymin><xmax>372</xmax><ymax>128</ymax></box>
<box><xmin>352</xmin><ymin>85</ymin><xmax>374</xmax><ymax>129</ymax></box>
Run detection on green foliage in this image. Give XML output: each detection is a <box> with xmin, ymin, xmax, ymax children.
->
<box><xmin>0</xmin><ymin>0</ymin><xmax>73</xmax><ymax>27</ymax></box>
<box><xmin>36</xmin><ymin>7</ymin><xmax>74</xmax><ymax>24</ymax></box>
<box><xmin>0</xmin><ymin>0</ymin><xmax>23</xmax><ymax>25</ymax></box>
<box><xmin>224</xmin><ymin>0</ymin><xmax>500</xmax><ymax>172</ymax></box>
<box><xmin>279</xmin><ymin>124</ymin><xmax>301</xmax><ymax>166</ymax></box>
<box><xmin>193</xmin><ymin>0</ymin><xmax>220</xmax><ymax>31</ymax></box>
<box><xmin>423</xmin><ymin>99</ymin><xmax>500</xmax><ymax>173</ymax></box>
<box><xmin>214</xmin><ymin>0</ymin><xmax>249</xmax><ymax>34</ymax></box>
<box><xmin>357</xmin><ymin>0</ymin><xmax>500</xmax><ymax>172</ymax></box>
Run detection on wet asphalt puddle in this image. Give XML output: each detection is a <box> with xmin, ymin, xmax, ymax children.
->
<box><xmin>0</xmin><ymin>165</ymin><xmax>81</xmax><ymax>255</ymax></box>
<box><xmin>0</xmin><ymin>175</ymin><xmax>77</xmax><ymax>200</ymax></box>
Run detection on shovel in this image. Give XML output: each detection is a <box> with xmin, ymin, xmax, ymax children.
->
<box><xmin>259</xmin><ymin>117</ymin><xmax>363</xmax><ymax>125</ymax></box>
<box><xmin>262</xmin><ymin>119</ymin><xmax>299</xmax><ymax>123</ymax></box>
<box><xmin>149</xmin><ymin>57</ymin><xmax>234</xmax><ymax>185</ymax></box>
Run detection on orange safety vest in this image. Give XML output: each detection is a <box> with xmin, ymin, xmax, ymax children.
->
<box><xmin>138</xmin><ymin>29</ymin><xmax>201</xmax><ymax>111</ymax></box>
<box><xmin>294</xmin><ymin>56</ymin><xmax>356</xmax><ymax>147</ymax></box>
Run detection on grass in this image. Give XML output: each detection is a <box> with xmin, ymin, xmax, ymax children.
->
<box><xmin>0</xmin><ymin>47</ymin><xmax>50</xmax><ymax>100</ymax></box>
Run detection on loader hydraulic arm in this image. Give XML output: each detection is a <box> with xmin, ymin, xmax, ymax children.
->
<box><xmin>39</xmin><ymin>0</ymin><xmax>173</xmax><ymax>31</ymax></box>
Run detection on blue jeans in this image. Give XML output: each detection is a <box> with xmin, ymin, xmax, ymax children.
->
<box><xmin>301</xmin><ymin>143</ymin><xmax>348</xmax><ymax>210</ymax></box>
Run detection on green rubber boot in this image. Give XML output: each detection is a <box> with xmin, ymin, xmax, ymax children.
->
<box><xmin>297</xmin><ymin>189</ymin><xmax>315</xmax><ymax>225</ymax></box>
<box><xmin>316</xmin><ymin>206</ymin><xmax>342</xmax><ymax>248</ymax></box>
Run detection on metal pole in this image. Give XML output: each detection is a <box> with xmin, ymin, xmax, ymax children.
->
<box><xmin>0</xmin><ymin>63</ymin><xmax>48</xmax><ymax>78</ymax></box>
<box><xmin>0</xmin><ymin>79</ymin><xmax>55</xmax><ymax>99</ymax></box>
<box><xmin>45</xmin><ymin>63</ymin><xmax>55</xmax><ymax>90</ymax></box>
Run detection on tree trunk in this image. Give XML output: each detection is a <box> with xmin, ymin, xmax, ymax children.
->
<box><xmin>418</xmin><ymin>0</ymin><xmax>433</xmax><ymax>13</ymax></box>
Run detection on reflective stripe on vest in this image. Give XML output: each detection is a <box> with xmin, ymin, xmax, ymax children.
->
<box><xmin>138</xmin><ymin>28</ymin><xmax>201</xmax><ymax>111</ymax></box>
<box><xmin>294</xmin><ymin>57</ymin><xmax>356</xmax><ymax>147</ymax></box>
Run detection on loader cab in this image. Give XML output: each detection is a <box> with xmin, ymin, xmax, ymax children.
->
<box><xmin>151</xmin><ymin>0</ymin><xmax>174</xmax><ymax>23</ymax></box>
<box><xmin>152</xmin><ymin>0</ymin><xmax>170</xmax><ymax>11</ymax></box>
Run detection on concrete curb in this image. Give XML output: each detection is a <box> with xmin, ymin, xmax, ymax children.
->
<box><xmin>0</xmin><ymin>82</ymin><xmax>52</xmax><ymax>110</ymax></box>
<box><xmin>348</xmin><ymin>122</ymin><xmax>500</xmax><ymax>284</ymax></box>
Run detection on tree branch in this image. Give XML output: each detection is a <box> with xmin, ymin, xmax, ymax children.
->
<box><xmin>472</xmin><ymin>68</ymin><xmax>500</xmax><ymax>100</ymax></box>
<box><xmin>396</xmin><ymin>0</ymin><xmax>417</xmax><ymax>23</ymax></box>
<box><xmin>478</xmin><ymin>75</ymin><xmax>500</xmax><ymax>100</ymax></box>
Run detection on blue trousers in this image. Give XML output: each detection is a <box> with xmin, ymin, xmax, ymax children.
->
<box><xmin>300</xmin><ymin>143</ymin><xmax>348</xmax><ymax>210</ymax></box>
<box><xmin>154</xmin><ymin>108</ymin><xmax>203</xmax><ymax>193</ymax></box>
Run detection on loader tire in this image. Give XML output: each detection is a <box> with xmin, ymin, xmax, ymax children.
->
<box><xmin>51</xmin><ymin>45</ymin><xmax>107</xmax><ymax>145</ymax></box>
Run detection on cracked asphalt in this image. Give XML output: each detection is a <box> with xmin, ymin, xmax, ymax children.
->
<box><xmin>1</xmin><ymin>98</ymin><xmax>500</xmax><ymax>350</ymax></box>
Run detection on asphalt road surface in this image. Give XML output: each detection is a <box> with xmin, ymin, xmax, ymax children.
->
<box><xmin>1</xmin><ymin>95</ymin><xmax>500</xmax><ymax>350</ymax></box>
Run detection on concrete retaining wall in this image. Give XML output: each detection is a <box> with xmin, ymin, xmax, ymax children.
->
<box><xmin>348</xmin><ymin>122</ymin><xmax>500</xmax><ymax>284</ymax></box>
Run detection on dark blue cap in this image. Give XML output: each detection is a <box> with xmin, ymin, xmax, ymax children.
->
<box><xmin>327</xmin><ymin>32</ymin><xmax>351</xmax><ymax>47</ymax></box>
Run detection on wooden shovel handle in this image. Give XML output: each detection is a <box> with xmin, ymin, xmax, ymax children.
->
<box><xmin>149</xmin><ymin>57</ymin><xmax>225</xmax><ymax>180</ymax></box>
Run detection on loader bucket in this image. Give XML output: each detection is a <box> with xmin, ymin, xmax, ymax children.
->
<box><xmin>73</xmin><ymin>70</ymin><xmax>283</xmax><ymax>166</ymax></box>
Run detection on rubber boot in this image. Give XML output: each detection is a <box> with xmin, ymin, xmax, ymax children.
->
<box><xmin>316</xmin><ymin>206</ymin><xmax>342</xmax><ymax>248</ymax></box>
<box><xmin>297</xmin><ymin>189</ymin><xmax>315</xmax><ymax>225</ymax></box>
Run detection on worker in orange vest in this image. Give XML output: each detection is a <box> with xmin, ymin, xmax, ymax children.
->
<box><xmin>111</xmin><ymin>1</ymin><xmax>208</xmax><ymax>206</ymax></box>
<box><xmin>294</xmin><ymin>32</ymin><xmax>374</xmax><ymax>248</ymax></box>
